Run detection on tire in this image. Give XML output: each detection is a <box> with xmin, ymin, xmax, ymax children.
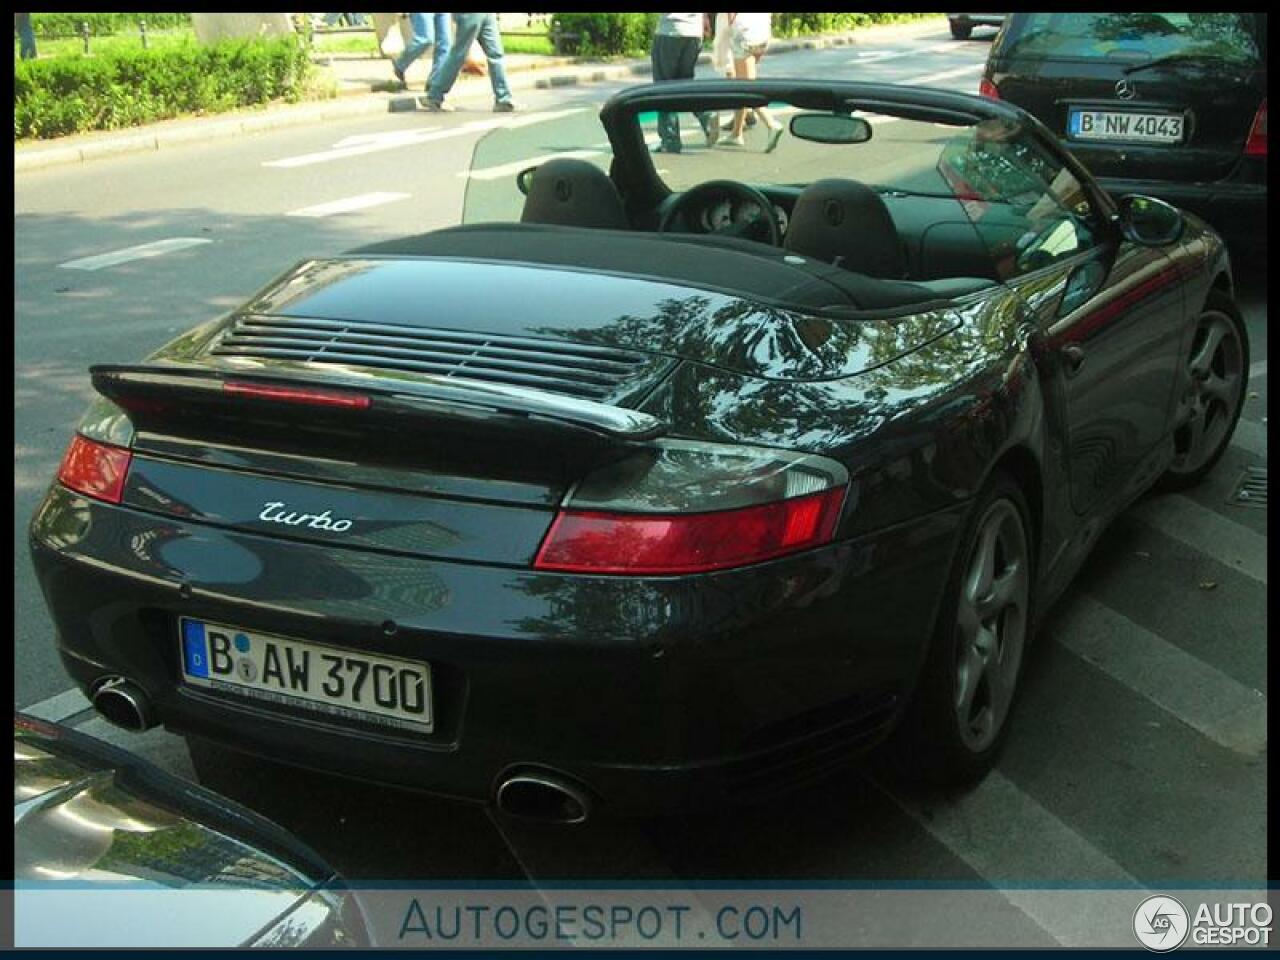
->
<box><xmin>884</xmin><ymin>471</ymin><xmax>1034</xmax><ymax>786</ymax></box>
<box><xmin>950</xmin><ymin>20</ymin><xmax>973</xmax><ymax>40</ymax></box>
<box><xmin>1155</xmin><ymin>289</ymin><xmax>1249</xmax><ymax>491</ymax></box>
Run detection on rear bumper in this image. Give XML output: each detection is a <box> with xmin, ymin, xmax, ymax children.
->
<box><xmin>30</xmin><ymin>485</ymin><xmax>965</xmax><ymax>816</ymax></box>
<box><xmin>948</xmin><ymin>14</ymin><xmax>1004</xmax><ymax>27</ymax></box>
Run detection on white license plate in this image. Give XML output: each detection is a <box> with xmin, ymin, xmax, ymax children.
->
<box><xmin>1069</xmin><ymin>109</ymin><xmax>1184</xmax><ymax>144</ymax></box>
<box><xmin>179</xmin><ymin>618</ymin><xmax>433</xmax><ymax>732</ymax></box>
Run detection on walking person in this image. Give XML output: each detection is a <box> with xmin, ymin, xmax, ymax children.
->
<box><xmin>723</xmin><ymin>13</ymin><xmax>783</xmax><ymax>152</ymax></box>
<box><xmin>651</xmin><ymin>13</ymin><xmax>715</xmax><ymax>153</ymax></box>
<box><xmin>390</xmin><ymin>13</ymin><xmax>453</xmax><ymax>94</ymax></box>
<box><xmin>423</xmin><ymin>12</ymin><xmax>518</xmax><ymax>113</ymax></box>
<box><xmin>15</xmin><ymin>13</ymin><xmax>37</xmax><ymax>60</ymax></box>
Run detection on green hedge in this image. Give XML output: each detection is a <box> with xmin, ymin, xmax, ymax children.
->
<box><xmin>14</xmin><ymin>37</ymin><xmax>312</xmax><ymax>140</ymax></box>
<box><xmin>29</xmin><ymin>13</ymin><xmax>192</xmax><ymax>39</ymax></box>
<box><xmin>773</xmin><ymin>13</ymin><xmax>940</xmax><ymax>38</ymax></box>
<box><xmin>549</xmin><ymin>13</ymin><xmax>660</xmax><ymax>57</ymax></box>
<box><xmin>550</xmin><ymin>12</ymin><xmax>940</xmax><ymax>56</ymax></box>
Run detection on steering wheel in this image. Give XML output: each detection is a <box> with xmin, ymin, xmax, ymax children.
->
<box><xmin>657</xmin><ymin>179</ymin><xmax>783</xmax><ymax>247</ymax></box>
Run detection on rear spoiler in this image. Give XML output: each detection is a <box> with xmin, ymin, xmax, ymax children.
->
<box><xmin>90</xmin><ymin>363</ymin><xmax>666</xmax><ymax>444</ymax></box>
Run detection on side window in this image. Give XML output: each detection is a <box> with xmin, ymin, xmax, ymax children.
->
<box><xmin>937</xmin><ymin>119</ymin><xmax>1100</xmax><ymax>280</ymax></box>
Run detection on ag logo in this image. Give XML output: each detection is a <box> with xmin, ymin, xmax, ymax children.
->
<box><xmin>1134</xmin><ymin>895</ymin><xmax>1189</xmax><ymax>952</ymax></box>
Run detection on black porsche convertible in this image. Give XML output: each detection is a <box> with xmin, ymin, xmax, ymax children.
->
<box><xmin>30</xmin><ymin>81</ymin><xmax>1248</xmax><ymax>821</ymax></box>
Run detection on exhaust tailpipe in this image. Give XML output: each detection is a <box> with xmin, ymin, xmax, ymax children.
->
<box><xmin>91</xmin><ymin>677</ymin><xmax>156</xmax><ymax>731</ymax></box>
<box><xmin>495</xmin><ymin>772</ymin><xmax>592</xmax><ymax>825</ymax></box>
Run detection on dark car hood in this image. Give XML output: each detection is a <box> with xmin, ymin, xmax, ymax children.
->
<box><xmin>14</xmin><ymin>716</ymin><xmax>350</xmax><ymax>948</ymax></box>
<box><xmin>204</xmin><ymin>256</ymin><xmax>962</xmax><ymax>385</ymax></box>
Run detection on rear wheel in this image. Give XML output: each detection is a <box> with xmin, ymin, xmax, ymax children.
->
<box><xmin>887</xmin><ymin>472</ymin><xmax>1033</xmax><ymax>785</ymax></box>
<box><xmin>949</xmin><ymin>20</ymin><xmax>973</xmax><ymax>39</ymax></box>
<box><xmin>1157</xmin><ymin>290</ymin><xmax>1248</xmax><ymax>490</ymax></box>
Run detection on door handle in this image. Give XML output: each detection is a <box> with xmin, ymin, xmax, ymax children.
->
<box><xmin>1061</xmin><ymin>343</ymin><xmax>1086</xmax><ymax>376</ymax></box>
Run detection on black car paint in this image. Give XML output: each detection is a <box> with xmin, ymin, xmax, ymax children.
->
<box><xmin>28</xmin><ymin>81</ymin><xmax>1232</xmax><ymax>814</ymax></box>
<box><xmin>982</xmin><ymin>13</ymin><xmax>1266</xmax><ymax>251</ymax></box>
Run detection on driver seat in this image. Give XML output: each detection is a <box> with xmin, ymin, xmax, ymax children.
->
<box><xmin>520</xmin><ymin>158</ymin><xmax>630</xmax><ymax>231</ymax></box>
<box><xmin>783</xmin><ymin>178</ymin><xmax>908</xmax><ymax>280</ymax></box>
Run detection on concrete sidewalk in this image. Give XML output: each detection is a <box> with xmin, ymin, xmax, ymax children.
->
<box><xmin>15</xmin><ymin>17</ymin><xmax>946</xmax><ymax>173</ymax></box>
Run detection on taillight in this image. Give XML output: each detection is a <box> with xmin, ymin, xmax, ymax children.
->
<box><xmin>535</xmin><ymin>488</ymin><xmax>846</xmax><ymax>575</ymax></box>
<box><xmin>56</xmin><ymin>435</ymin><xmax>133</xmax><ymax>504</ymax></box>
<box><xmin>978</xmin><ymin>77</ymin><xmax>1000</xmax><ymax>100</ymax></box>
<box><xmin>533</xmin><ymin>440</ymin><xmax>849</xmax><ymax>575</ymax></box>
<box><xmin>222</xmin><ymin>381</ymin><xmax>372</xmax><ymax>409</ymax></box>
<box><xmin>1245</xmin><ymin>98</ymin><xmax>1266</xmax><ymax>156</ymax></box>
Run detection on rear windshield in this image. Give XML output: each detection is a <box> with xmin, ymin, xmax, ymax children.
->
<box><xmin>1003</xmin><ymin>13</ymin><xmax>1261</xmax><ymax>64</ymax></box>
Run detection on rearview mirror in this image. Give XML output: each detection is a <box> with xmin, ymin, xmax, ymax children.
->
<box><xmin>516</xmin><ymin>166</ymin><xmax>538</xmax><ymax>196</ymax></box>
<box><xmin>1115</xmin><ymin>194</ymin><xmax>1184</xmax><ymax>247</ymax></box>
<box><xmin>789</xmin><ymin>113</ymin><xmax>872</xmax><ymax>145</ymax></box>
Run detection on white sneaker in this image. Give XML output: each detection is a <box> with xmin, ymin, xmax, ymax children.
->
<box><xmin>705</xmin><ymin>113</ymin><xmax>721</xmax><ymax>148</ymax></box>
<box><xmin>721</xmin><ymin>133</ymin><xmax>745</xmax><ymax>148</ymax></box>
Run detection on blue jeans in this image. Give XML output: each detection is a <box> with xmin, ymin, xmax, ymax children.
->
<box><xmin>16</xmin><ymin>13</ymin><xmax>37</xmax><ymax>60</ymax></box>
<box><xmin>394</xmin><ymin>13</ymin><xmax>452</xmax><ymax>91</ymax></box>
<box><xmin>427</xmin><ymin>12</ymin><xmax>512</xmax><ymax>106</ymax></box>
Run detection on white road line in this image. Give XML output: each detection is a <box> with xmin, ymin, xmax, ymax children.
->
<box><xmin>58</xmin><ymin>237</ymin><xmax>212</xmax><ymax>271</ymax></box>
<box><xmin>460</xmin><ymin>149</ymin><xmax>603</xmax><ymax>181</ymax></box>
<box><xmin>881</xmin><ymin>771</ymin><xmax>1143</xmax><ymax>947</ymax></box>
<box><xmin>905</xmin><ymin>63</ymin><xmax>985</xmax><ymax>86</ymax></box>
<box><xmin>286</xmin><ymin>191</ymin><xmax>410</xmax><ymax>218</ymax></box>
<box><xmin>263</xmin><ymin>107</ymin><xmax>585</xmax><ymax>168</ymax></box>
<box><xmin>1230</xmin><ymin>418</ymin><xmax>1267</xmax><ymax>458</ymax></box>
<box><xmin>1129</xmin><ymin>493</ymin><xmax>1267</xmax><ymax>585</ymax></box>
<box><xmin>1248</xmin><ymin>360</ymin><xmax>1266</xmax><ymax>381</ymax></box>
<box><xmin>847</xmin><ymin>40</ymin><xmax>959</xmax><ymax>64</ymax></box>
<box><xmin>1055</xmin><ymin>596</ymin><xmax>1267</xmax><ymax>755</ymax></box>
<box><xmin>21</xmin><ymin>687</ymin><xmax>91</xmax><ymax>724</ymax></box>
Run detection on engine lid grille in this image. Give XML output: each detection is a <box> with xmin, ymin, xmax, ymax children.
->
<box><xmin>210</xmin><ymin>315</ymin><xmax>665</xmax><ymax>402</ymax></box>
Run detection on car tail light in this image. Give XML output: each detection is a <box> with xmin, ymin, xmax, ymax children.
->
<box><xmin>56</xmin><ymin>435</ymin><xmax>133</xmax><ymax>504</ymax></box>
<box><xmin>978</xmin><ymin>77</ymin><xmax>1000</xmax><ymax>100</ymax></box>
<box><xmin>535</xmin><ymin>489</ymin><xmax>846</xmax><ymax>575</ymax></box>
<box><xmin>222</xmin><ymin>381</ymin><xmax>372</xmax><ymax>409</ymax></box>
<box><xmin>533</xmin><ymin>440</ymin><xmax>849</xmax><ymax>575</ymax></box>
<box><xmin>1245</xmin><ymin>98</ymin><xmax>1266</xmax><ymax>156</ymax></box>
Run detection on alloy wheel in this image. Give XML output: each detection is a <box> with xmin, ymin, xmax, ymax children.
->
<box><xmin>954</xmin><ymin>498</ymin><xmax>1029</xmax><ymax>753</ymax></box>
<box><xmin>1169</xmin><ymin>309</ymin><xmax>1245</xmax><ymax>477</ymax></box>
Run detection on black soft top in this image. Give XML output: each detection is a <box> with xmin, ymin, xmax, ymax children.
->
<box><xmin>352</xmin><ymin>223</ymin><xmax>991</xmax><ymax>314</ymax></box>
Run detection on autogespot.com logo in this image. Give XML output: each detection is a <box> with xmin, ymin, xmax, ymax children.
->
<box><xmin>1133</xmin><ymin>895</ymin><xmax>1190</xmax><ymax>952</ymax></box>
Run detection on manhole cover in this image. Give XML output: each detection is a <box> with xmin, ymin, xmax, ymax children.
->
<box><xmin>1228</xmin><ymin>465</ymin><xmax>1267</xmax><ymax>508</ymax></box>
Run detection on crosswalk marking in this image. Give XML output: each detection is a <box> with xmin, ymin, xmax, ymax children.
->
<box><xmin>1130</xmin><ymin>494</ymin><xmax>1267</xmax><ymax>585</ymax></box>
<box><xmin>286</xmin><ymin>191</ymin><xmax>410</xmax><ymax>217</ymax></box>
<box><xmin>1055</xmin><ymin>596</ymin><xmax>1267</xmax><ymax>755</ymax></box>
<box><xmin>21</xmin><ymin>687</ymin><xmax>91</xmax><ymax>723</ymax></box>
<box><xmin>263</xmin><ymin>108</ymin><xmax>586</xmax><ymax>169</ymax></box>
<box><xmin>58</xmin><ymin>237</ymin><xmax>212</xmax><ymax>271</ymax></box>
<box><xmin>882</xmin><ymin>771</ymin><xmax>1143</xmax><ymax>947</ymax></box>
<box><xmin>1230</xmin><ymin>418</ymin><xmax>1266</xmax><ymax>458</ymax></box>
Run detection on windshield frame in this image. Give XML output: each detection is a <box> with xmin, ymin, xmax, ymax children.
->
<box><xmin>598</xmin><ymin>79</ymin><xmax>1119</xmax><ymax>225</ymax></box>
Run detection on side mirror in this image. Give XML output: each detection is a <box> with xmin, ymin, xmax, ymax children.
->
<box><xmin>789</xmin><ymin>113</ymin><xmax>872</xmax><ymax>145</ymax></box>
<box><xmin>1114</xmin><ymin>194</ymin><xmax>1184</xmax><ymax>246</ymax></box>
<box><xmin>516</xmin><ymin>166</ymin><xmax>538</xmax><ymax>196</ymax></box>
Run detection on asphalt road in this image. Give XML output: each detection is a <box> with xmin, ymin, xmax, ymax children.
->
<box><xmin>14</xmin><ymin>27</ymin><xmax>1269</xmax><ymax>943</ymax></box>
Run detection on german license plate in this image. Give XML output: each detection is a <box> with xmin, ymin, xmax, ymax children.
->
<box><xmin>1068</xmin><ymin>109</ymin><xmax>1184</xmax><ymax>144</ymax></box>
<box><xmin>179</xmin><ymin>618</ymin><xmax>432</xmax><ymax>732</ymax></box>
